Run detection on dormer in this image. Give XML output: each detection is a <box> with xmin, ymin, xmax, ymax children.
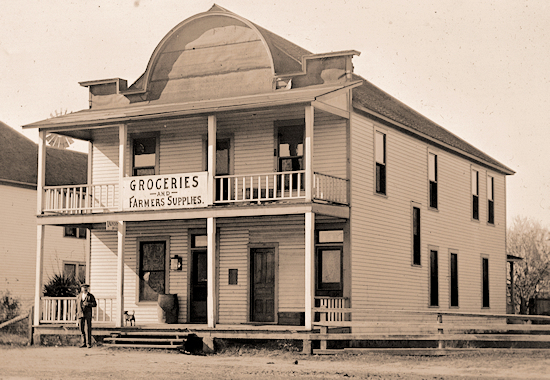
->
<box><xmin>79</xmin><ymin>78</ymin><xmax>129</xmax><ymax>110</ymax></box>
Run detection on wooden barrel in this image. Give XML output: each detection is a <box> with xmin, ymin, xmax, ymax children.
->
<box><xmin>157</xmin><ymin>294</ymin><xmax>179</xmax><ymax>324</ymax></box>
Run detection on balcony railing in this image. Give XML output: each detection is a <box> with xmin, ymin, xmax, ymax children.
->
<box><xmin>40</xmin><ymin>296</ymin><xmax>115</xmax><ymax>324</ymax></box>
<box><xmin>43</xmin><ymin>184</ymin><xmax>118</xmax><ymax>213</ymax></box>
<box><xmin>42</xmin><ymin>171</ymin><xmax>348</xmax><ymax>214</ymax></box>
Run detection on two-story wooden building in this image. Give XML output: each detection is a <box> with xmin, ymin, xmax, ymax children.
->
<box><xmin>24</xmin><ymin>5</ymin><xmax>514</xmax><ymax>332</ymax></box>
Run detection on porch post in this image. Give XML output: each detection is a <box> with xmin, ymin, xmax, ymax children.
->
<box><xmin>207</xmin><ymin>115</ymin><xmax>217</xmax><ymax>205</ymax></box>
<box><xmin>33</xmin><ymin>225</ymin><xmax>45</xmax><ymax>325</ymax></box>
<box><xmin>305</xmin><ymin>211</ymin><xmax>315</xmax><ymax>329</ymax></box>
<box><xmin>118</xmin><ymin>124</ymin><xmax>127</xmax><ymax>211</ymax></box>
<box><xmin>207</xmin><ymin>217</ymin><xmax>217</xmax><ymax>327</ymax></box>
<box><xmin>305</xmin><ymin>105</ymin><xmax>314</xmax><ymax>202</ymax></box>
<box><xmin>116</xmin><ymin>221</ymin><xmax>126</xmax><ymax>328</ymax></box>
<box><xmin>37</xmin><ymin>130</ymin><xmax>46</xmax><ymax>214</ymax></box>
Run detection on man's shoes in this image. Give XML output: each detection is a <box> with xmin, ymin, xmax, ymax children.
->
<box><xmin>87</xmin><ymin>345</ymin><xmax>92</xmax><ymax>348</ymax></box>
<box><xmin>80</xmin><ymin>344</ymin><xmax>87</xmax><ymax>348</ymax></box>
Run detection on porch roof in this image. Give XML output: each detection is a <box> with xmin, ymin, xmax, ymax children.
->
<box><xmin>23</xmin><ymin>83</ymin><xmax>357</xmax><ymax>132</ymax></box>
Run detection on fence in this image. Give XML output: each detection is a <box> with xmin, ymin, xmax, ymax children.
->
<box><xmin>40</xmin><ymin>297</ymin><xmax>114</xmax><ymax>324</ymax></box>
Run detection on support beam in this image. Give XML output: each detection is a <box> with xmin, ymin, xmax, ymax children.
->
<box><xmin>116</xmin><ymin>221</ymin><xmax>126</xmax><ymax>328</ymax></box>
<box><xmin>207</xmin><ymin>217</ymin><xmax>217</xmax><ymax>327</ymax></box>
<box><xmin>207</xmin><ymin>115</ymin><xmax>217</xmax><ymax>205</ymax></box>
<box><xmin>34</xmin><ymin>225</ymin><xmax>45</xmax><ymax>325</ymax></box>
<box><xmin>305</xmin><ymin>105</ymin><xmax>314</xmax><ymax>202</ymax></box>
<box><xmin>305</xmin><ymin>211</ymin><xmax>315</xmax><ymax>330</ymax></box>
<box><xmin>37</xmin><ymin>130</ymin><xmax>46</xmax><ymax>214</ymax></box>
<box><xmin>118</xmin><ymin>124</ymin><xmax>127</xmax><ymax>211</ymax></box>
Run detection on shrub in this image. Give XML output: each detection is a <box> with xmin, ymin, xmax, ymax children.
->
<box><xmin>0</xmin><ymin>291</ymin><xmax>28</xmax><ymax>337</ymax></box>
<box><xmin>43</xmin><ymin>274</ymin><xmax>80</xmax><ymax>297</ymax></box>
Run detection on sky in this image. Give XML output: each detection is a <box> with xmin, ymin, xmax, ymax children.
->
<box><xmin>1</xmin><ymin>0</ymin><xmax>549</xmax><ymax>227</ymax></box>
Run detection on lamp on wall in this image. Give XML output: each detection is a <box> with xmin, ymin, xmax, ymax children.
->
<box><xmin>170</xmin><ymin>255</ymin><xmax>182</xmax><ymax>271</ymax></box>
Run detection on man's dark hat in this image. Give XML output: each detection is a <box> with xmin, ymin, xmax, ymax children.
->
<box><xmin>81</xmin><ymin>284</ymin><xmax>90</xmax><ymax>288</ymax></box>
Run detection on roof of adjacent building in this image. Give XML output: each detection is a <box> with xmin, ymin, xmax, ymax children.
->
<box><xmin>0</xmin><ymin>121</ymin><xmax>87</xmax><ymax>187</ymax></box>
<box><xmin>23</xmin><ymin>4</ymin><xmax>513</xmax><ymax>175</ymax></box>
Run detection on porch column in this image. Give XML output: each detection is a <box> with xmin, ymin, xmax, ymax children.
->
<box><xmin>37</xmin><ymin>130</ymin><xmax>46</xmax><ymax>214</ymax></box>
<box><xmin>118</xmin><ymin>124</ymin><xmax>127</xmax><ymax>211</ymax></box>
<box><xmin>207</xmin><ymin>217</ymin><xmax>217</xmax><ymax>327</ymax></box>
<box><xmin>207</xmin><ymin>115</ymin><xmax>217</xmax><ymax>205</ymax></box>
<box><xmin>115</xmin><ymin>221</ymin><xmax>126</xmax><ymax>328</ymax></box>
<box><xmin>305</xmin><ymin>211</ymin><xmax>315</xmax><ymax>329</ymax></box>
<box><xmin>33</xmin><ymin>225</ymin><xmax>45</xmax><ymax>325</ymax></box>
<box><xmin>305</xmin><ymin>105</ymin><xmax>314</xmax><ymax>202</ymax></box>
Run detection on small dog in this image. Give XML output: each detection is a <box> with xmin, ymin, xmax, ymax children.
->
<box><xmin>124</xmin><ymin>310</ymin><xmax>136</xmax><ymax>326</ymax></box>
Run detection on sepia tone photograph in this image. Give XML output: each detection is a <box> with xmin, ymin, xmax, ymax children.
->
<box><xmin>1</xmin><ymin>1</ymin><xmax>550</xmax><ymax>378</ymax></box>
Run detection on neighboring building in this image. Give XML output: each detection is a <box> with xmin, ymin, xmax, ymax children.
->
<box><xmin>0</xmin><ymin>122</ymin><xmax>88</xmax><ymax>310</ymax></box>
<box><xmin>24</xmin><ymin>5</ymin><xmax>514</xmax><ymax>329</ymax></box>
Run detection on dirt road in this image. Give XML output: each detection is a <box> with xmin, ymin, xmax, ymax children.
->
<box><xmin>0</xmin><ymin>346</ymin><xmax>549</xmax><ymax>379</ymax></box>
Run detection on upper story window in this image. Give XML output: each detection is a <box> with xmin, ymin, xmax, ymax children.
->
<box><xmin>133</xmin><ymin>136</ymin><xmax>157</xmax><ymax>176</ymax></box>
<box><xmin>375</xmin><ymin>131</ymin><xmax>386</xmax><ymax>195</ymax></box>
<box><xmin>278</xmin><ymin>124</ymin><xmax>304</xmax><ymax>192</ymax></box>
<box><xmin>487</xmin><ymin>175</ymin><xmax>495</xmax><ymax>224</ymax></box>
<box><xmin>471</xmin><ymin>169</ymin><xmax>479</xmax><ymax>220</ymax></box>
<box><xmin>428</xmin><ymin>152</ymin><xmax>438</xmax><ymax>209</ymax></box>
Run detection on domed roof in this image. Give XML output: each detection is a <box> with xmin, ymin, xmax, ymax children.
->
<box><xmin>125</xmin><ymin>5</ymin><xmax>311</xmax><ymax>103</ymax></box>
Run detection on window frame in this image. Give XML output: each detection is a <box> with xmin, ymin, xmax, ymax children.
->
<box><xmin>64</xmin><ymin>227</ymin><xmax>87</xmax><ymax>239</ymax></box>
<box><xmin>374</xmin><ymin>129</ymin><xmax>387</xmax><ymax>196</ymax></box>
<box><xmin>429</xmin><ymin>246</ymin><xmax>439</xmax><ymax>307</ymax></box>
<box><xmin>315</xmin><ymin>229</ymin><xmax>344</xmax><ymax>297</ymax></box>
<box><xmin>471</xmin><ymin>168</ymin><xmax>480</xmax><ymax>221</ymax></box>
<box><xmin>131</xmin><ymin>132</ymin><xmax>160</xmax><ymax>177</ymax></box>
<box><xmin>63</xmin><ymin>261</ymin><xmax>86</xmax><ymax>283</ymax></box>
<box><xmin>482</xmin><ymin>255</ymin><xmax>490</xmax><ymax>308</ymax></box>
<box><xmin>487</xmin><ymin>174</ymin><xmax>495</xmax><ymax>225</ymax></box>
<box><xmin>428</xmin><ymin>151</ymin><xmax>438</xmax><ymax>210</ymax></box>
<box><xmin>449</xmin><ymin>250</ymin><xmax>459</xmax><ymax>308</ymax></box>
<box><xmin>411</xmin><ymin>203</ymin><xmax>421</xmax><ymax>266</ymax></box>
<box><xmin>136</xmin><ymin>237</ymin><xmax>170</xmax><ymax>304</ymax></box>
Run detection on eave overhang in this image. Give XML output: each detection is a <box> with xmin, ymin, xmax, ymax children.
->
<box><xmin>24</xmin><ymin>82</ymin><xmax>361</xmax><ymax>133</ymax></box>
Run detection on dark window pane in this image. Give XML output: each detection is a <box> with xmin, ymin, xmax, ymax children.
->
<box><xmin>413</xmin><ymin>207</ymin><xmax>421</xmax><ymax>265</ymax></box>
<box><xmin>64</xmin><ymin>263</ymin><xmax>76</xmax><ymax>279</ymax></box>
<box><xmin>376</xmin><ymin>163</ymin><xmax>386</xmax><ymax>194</ymax></box>
<box><xmin>473</xmin><ymin>195</ymin><xmax>479</xmax><ymax>220</ymax></box>
<box><xmin>488</xmin><ymin>200</ymin><xmax>495</xmax><ymax>224</ymax></box>
<box><xmin>64</xmin><ymin>227</ymin><xmax>76</xmax><ymax>237</ymax></box>
<box><xmin>133</xmin><ymin>137</ymin><xmax>156</xmax><ymax>176</ymax></box>
<box><xmin>483</xmin><ymin>258</ymin><xmax>490</xmax><ymax>307</ymax></box>
<box><xmin>430</xmin><ymin>250</ymin><xmax>439</xmax><ymax>306</ymax></box>
<box><xmin>229</xmin><ymin>269</ymin><xmax>238</xmax><ymax>285</ymax></box>
<box><xmin>450</xmin><ymin>253</ymin><xmax>459</xmax><ymax>307</ymax></box>
<box><xmin>429</xmin><ymin>181</ymin><xmax>438</xmax><ymax>209</ymax></box>
<box><xmin>78</xmin><ymin>265</ymin><xmax>86</xmax><ymax>284</ymax></box>
<box><xmin>78</xmin><ymin>228</ymin><xmax>87</xmax><ymax>239</ymax></box>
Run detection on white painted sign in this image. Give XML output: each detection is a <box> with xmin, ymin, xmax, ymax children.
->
<box><xmin>106</xmin><ymin>221</ymin><xmax>118</xmax><ymax>231</ymax></box>
<box><xmin>122</xmin><ymin>172</ymin><xmax>208</xmax><ymax>211</ymax></box>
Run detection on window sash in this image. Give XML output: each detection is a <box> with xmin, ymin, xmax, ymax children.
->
<box><xmin>482</xmin><ymin>258</ymin><xmax>490</xmax><ymax>307</ymax></box>
<box><xmin>450</xmin><ymin>253</ymin><xmax>459</xmax><ymax>307</ymax></box>
<box><xmin>413</xmin><ymin>207</ymin><xmax>421</xmax><ymax>265</ymax></box>
<box><xmin>430</xmin><ymin>250</ymin><xmax>439</xmax><ymax>307</ymax></box>
<box><xmin>139</xmin><ymin>241</ymin><xmax>166</xmax><ymax>302</ymax></box>
<box><xmin>376</xmin><ymin>163</ymin><xmax>386</xmax><ymax>194</ymax></box>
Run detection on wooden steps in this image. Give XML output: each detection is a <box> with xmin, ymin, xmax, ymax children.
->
<box><xmin>103</xmin><ymin>331</ymin><xmax>197</xmax><ymax>350</ymax></box>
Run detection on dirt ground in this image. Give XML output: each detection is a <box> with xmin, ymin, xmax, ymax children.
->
<box><xmin>0</xmin><ymin>346</ymin><xmax>549</xmax><ymax>379</ymax></box>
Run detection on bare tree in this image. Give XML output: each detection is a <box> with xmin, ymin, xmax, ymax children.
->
<box><xmin>46</xmin><ymin>109</ymin><xmax>74</xmax><ymax>149</ymax></box>
<box><xmin>507</xmin><ymin>216</ymin><xmax>550</xmax><ymax>314</ymax></box>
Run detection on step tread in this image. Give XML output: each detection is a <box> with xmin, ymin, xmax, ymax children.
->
<box><xmin>104</xmin><ymin>337</ymin><xmax>186</xmax><ymax>343</ymax></box>
<box><xmin>104</xmin><ymin>343</ymin><xmax>184</xmax><ymax>349</ymax></box>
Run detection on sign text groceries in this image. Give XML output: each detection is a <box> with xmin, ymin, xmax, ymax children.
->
<box><xmin>122</xmin><ymin>172</ymin><xmax>208</xmax><ymax>210</ymax></box>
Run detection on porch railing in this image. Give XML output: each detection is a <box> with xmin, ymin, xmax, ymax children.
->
<box><xmin>40</xmin><ymin>297</ymin><xmax>114</xmax><ymax>324</ymax></box>
<box><xmin>315</xmin><ymin>297</ymin><xmax>348</xmax><ymax>322</ymax></box>
<box><xmin>43</xmin><ymin>184</ymin><xmax>118</xmax><ymax>213</ymax></box>
<box><xmin>313</xmin><ymin>172</ymin><xmax>348</xmax><ymax>204</ymax></box>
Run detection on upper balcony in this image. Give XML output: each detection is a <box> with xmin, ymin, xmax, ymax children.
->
<box><xmin>42</xmin><ymin>170</ymin><xmax>348</xmax><ymax>215</ymax></box>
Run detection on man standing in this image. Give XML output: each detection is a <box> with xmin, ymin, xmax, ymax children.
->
<box><xmin>75</xmin><ymin>284</ymin><xmax>96</xmax><ymax>348</ymax></box>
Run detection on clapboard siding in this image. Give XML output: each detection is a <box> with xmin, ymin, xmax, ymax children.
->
<box><xmin>0</xmin><ymin>184</ymin><xmax>86</xmax><ymax>309</ymax></box>
<box><xmin>314</xmin><ymin>114</ymin><xmax>347</xmax><ymax>178</ymax></box>
<box><xmin>350</xmin><ymin>111</ymin><xmax>507</xmax><ymax>318</ymax></box>
<box><xmin>91</xmin><ymin>127</ymin><xmax>119</xmax><ymax>184</ymax></box>
<box><xmin>217</xmin><ymin>227</ymin><xmax>249</xmax><ymax>324</ymax></box>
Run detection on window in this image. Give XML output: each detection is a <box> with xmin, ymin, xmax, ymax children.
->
<box><xmin>375</xmin><ymin>131</ymin><xmax>386</xmax><ymax>195</ymax></box>
<box><xmin>64</xmin><ymin>227</ymin><xmax>87</xmax><ymax>239</ymax></box>
<box><xmin>487</xmin><ymin>175</ymin><xmax>494</xmax><ymax>224</ymax></box>
<box><xmin>429</xmin><ymin>249</ymin><xmax>439</xmax><ymax>307</ymax></box>
<box><xmin>277</xmin><ymin>124</ymin><xmax>304</xmax><ymax>191</ymax></box>
<box><xmin>138</xmin><ymin>241</ymin><xmax>167</xmax><ymax>302</ymax></box>
<box><xmin>472</xmin><ymin>169</ymin><xmax>479</xmax><ymax>220</ymax></box>
<box><xmin>482</xmin><ymin>257</ymin><xmax>490</xmax><ymax>308</ymax></box>
<box><xmin>450</xmin><ymin>252</ymin><xmax>459</xmax><ymax>307</ymax></box>
<box><xmin>428</xmin><ymin>153</ymin><xmax>438</xmax><ymax>209</ymax></box>
<box><xmin>412</xmin><ymin>206</ymin><xmax>421</xmax><ymax>265</ymax></box>
<box><xmin>315</xmin><ymin>230</ymin><xmax>344</xmax><ymax>297</ymax></box>
<box><xmin>133</xmin><ymin>136</ymin><xmax>157</xmax><ymax>176</ymax></box>
<box><xmin>64</xmin><ymin>262</ymin><xmax>86</xmax><ymax>283</ymax></box>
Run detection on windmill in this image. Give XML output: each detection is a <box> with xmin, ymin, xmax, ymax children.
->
<box><xmin>46</xmin><ymin>109</ymin><xmax>74</xmax><ymax>149</ymax></box>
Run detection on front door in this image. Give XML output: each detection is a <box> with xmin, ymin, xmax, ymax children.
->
<box><xmin>250</xmin><ymin>247</ymin><xmax>276</xmax><ymax>322</ymax></box>
<box><xmin>190</xmin><ymin>250</ymin><xmax>207</xmax><ymax>323</ymax></box>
